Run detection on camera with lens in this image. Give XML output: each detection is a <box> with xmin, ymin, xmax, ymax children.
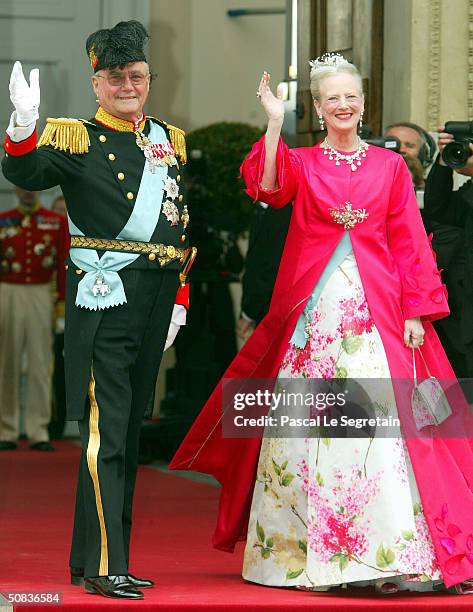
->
<box><xmin>441</xmin><ymin>121</ymin><xmax>473</xmax><ymax>168</ymax></box>
<box><xmin>364</xmin><ymin>136</ymin><xmax>400</xmax><ymax>153</ymax></box>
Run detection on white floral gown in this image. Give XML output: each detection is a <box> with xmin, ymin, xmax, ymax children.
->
<box><xmin>242</xmin><ymin>249</ymin><xmax>443</xmax><ymax>590</ymax></box>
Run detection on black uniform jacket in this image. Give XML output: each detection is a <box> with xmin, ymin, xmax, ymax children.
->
<box><xmin>2</xmin><ymin>115</ymin><xmax>188</xmax><ymax>419</ymax></box>
<box><xmin>424</xmin><ymin>159</ymin><xmax>473</xmax><ymax>344</ymax></box>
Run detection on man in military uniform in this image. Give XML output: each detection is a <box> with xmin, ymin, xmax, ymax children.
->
<box><xmin>0</xmin><ymin>187</ymin><xmax>67</xmax><ymax>451</ymax></box>
<box><xmin>2</xmin><ymin>20</ymin><xmax>192</xmax><ymax>600</ymax></box>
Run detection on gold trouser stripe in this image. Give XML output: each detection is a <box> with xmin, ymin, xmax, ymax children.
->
<box><xmin>86</xmin><ymin>369</ymin><xmax>109</xmax><ymax>575</ymax></box>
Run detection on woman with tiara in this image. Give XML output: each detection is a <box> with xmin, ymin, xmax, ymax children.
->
<box><xmin>170</xmin><ymin>55</ymin><xmax>473</xmax><ymax>595</ymax></box>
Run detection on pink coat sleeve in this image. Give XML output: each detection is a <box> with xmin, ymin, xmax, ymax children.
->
<box><xmin>240</xmin><ymin>135</ymin><xmax>301</xmax><ymax>207</ymax></box>
<box><xmin>387</xmin><ymin>155</ymin><xmax>449</xmax><ymax>322</ymax></box>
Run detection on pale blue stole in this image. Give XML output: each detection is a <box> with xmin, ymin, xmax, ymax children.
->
<box><xmin>290</xmin><ymin>231</ymin><xmax>353</xmax><ymax>348</ymax></box>
<box><xmin>68</xmin><ymin>121</ymin><xmax>168</xmax><ymax>310</ymax></box>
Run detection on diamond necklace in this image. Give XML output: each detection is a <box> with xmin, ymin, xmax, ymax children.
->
<box><xmin>322</xmin><ymin>137</ymin><xmax>369</xmax><ymax>171</ymax></box>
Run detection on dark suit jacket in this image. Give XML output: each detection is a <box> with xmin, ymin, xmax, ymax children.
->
<box><xmin>241</xmin><ymin>203</ymin><xmax>292</xmax><ymax>324</ymax></box>
<box><xmin>423</xmin><ymin>160</ymin><xmax>473</xmax><ymax>344</ymax></box>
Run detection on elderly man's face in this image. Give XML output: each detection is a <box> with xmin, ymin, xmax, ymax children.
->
<box><xmin>15</xmin><ymin>187</ymin><xmax>38</xmax><ymax>210</ymax></box>
<box><xmin>386</xmin><ymin>126</ymin><xmax>423</xmax><ymax>160</ymax></box>
<box><xmin>91</xmin><ymin>61</ymin><xmax>150</xmax><ymax>122</ymax></box>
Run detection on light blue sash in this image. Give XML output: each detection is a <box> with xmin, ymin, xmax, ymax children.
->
<box><xmin>291</xmin><ymin>232</ymin><xmax>353</xmax><ymax>348</ymax></box>
<box><xmin>68</xmin><ymin>121</ymin><xmax>168</xmax><ymax>310</ymax></box>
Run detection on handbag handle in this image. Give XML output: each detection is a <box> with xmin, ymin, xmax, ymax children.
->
<box><xmin>412</xmin><ymin>346</ymin><xmax>432</xmax><ymax>385</ymax></box>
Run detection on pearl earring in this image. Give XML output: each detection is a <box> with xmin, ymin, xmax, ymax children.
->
<box><xmin>359</xmin><ymin>110</ymin><xmax>364</xmax><ymax>130</ymax></box>
<box><xmin>318</xmin><ymin>114</ymin><xmax>325</xmax><ymax>131</ymax></box>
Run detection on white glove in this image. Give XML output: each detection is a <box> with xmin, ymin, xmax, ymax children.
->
<box><xmin>55</xmin><ymin>317</ymin><xmax>65</xmax><ymax>334</ymax></box>
<box><xmin>9</xmin><ymin>61</ymin><xmax>40</xmax><ymax>127</ymax></box>
<box><xmin>164</xmin><ymin>304</ymin><xmax>187</xmax><ymax>351</ymax></box>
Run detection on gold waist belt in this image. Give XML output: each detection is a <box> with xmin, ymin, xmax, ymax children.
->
<box><xmin>70</xmin><ymin>236</ymin><xmax>197</xmax><ymax>271</ymax></box>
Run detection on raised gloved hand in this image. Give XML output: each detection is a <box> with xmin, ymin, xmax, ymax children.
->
<box><xmin>9</xmin><ymin>61</ymin><xmax>40</xmax><ymax>127</ymax></box>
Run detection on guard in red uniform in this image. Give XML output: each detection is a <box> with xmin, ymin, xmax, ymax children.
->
<box><xmin>0</xmin><ymin>186</ymin><xmax>68</xmax><ymax>451</ymax></box>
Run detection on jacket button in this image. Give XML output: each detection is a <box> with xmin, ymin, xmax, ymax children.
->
<box><xmin>76</xmin><ymin>269</ymin><xmax>83</xmax><ymax>275</ymax></box>
<box><xmin>99</xmin><ymin>135</ymin><xmax>107</xmax><ymax>142</ymax></box>
<box><xmin>176</xmin><ymin>175</ymin><xmax>181</xmax><ymax>182</ymax></box>
<box><xmin>127</xmin><ymin>192</ymin><xmax>134</xmax><ymax>200</ymax></box>
<box><xmin>148</xmin><ymin>253</ymin><xmax>156</xmax><ymax>261</ymax></box>
<box><xmin>118</xmin><ymin>172</ymin><xmax>125</xmax><ymax>181</ymax></box>
<box><xmin>108</xmin><ymin>153</ymin><xmax>116</xmax><ymax>161</ymax></box>
<box><xmin>178</xmin><ymin>195</ymin><xmax>184</xmax><ymax>202</ymax></box>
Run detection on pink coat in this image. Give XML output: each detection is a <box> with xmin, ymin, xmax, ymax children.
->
<box><xmin>170</xmin><ymin>137</ymin><xmax>473</xmax><ymax>587</ymax></box>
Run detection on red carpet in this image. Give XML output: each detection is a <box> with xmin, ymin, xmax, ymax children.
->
<box><xmin>0</xmin><ymin>440</ymin><xmax>472</xmax><ymax>610</ymax></box>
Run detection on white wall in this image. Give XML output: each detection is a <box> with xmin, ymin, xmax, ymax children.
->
<box><xmin>149</xmin><ymin>0</ymin><xmax>286</xmax><ymax>131</ymax></box>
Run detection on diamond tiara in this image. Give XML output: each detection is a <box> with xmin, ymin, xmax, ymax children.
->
<box><xmin>309</xmin><ymin>53</ymin><xmax>350</xmax><ymax>72</ymax></box>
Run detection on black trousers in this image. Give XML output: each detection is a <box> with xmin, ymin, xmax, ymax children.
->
<box><xmin>69</xmin><ymin>269</ymin><xmax>178</xmax><ymax>577</ymax></box>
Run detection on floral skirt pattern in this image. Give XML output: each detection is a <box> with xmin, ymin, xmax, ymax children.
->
<box><xmin>242</xmin><ymin>254</ymin><xmax>442</xmax><ymax>589</ymax></box>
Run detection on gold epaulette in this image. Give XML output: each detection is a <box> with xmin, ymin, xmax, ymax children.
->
<box><xmin>37</xmin><ymin>118</ymin><xmax>90</xmax><ymax>154</ymax></box>
<box><xmin>167</xmin><ymin>123</ymin><xmax>187</xmax><ymax>165</ymax></box>
<box><xmin>149</xmin><ymin>117</ymin><xmax>187</xmax><ymax>164</ymax></box>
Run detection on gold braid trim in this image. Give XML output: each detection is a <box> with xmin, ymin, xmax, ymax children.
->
<box><xmin>70</xmin><ymin>235</ymin><xmax>195</xmax><ymax>268</ymax></box>
<box><xmin>166</xmin><ymin>123</ymin><xmax>187</xmax><ymax>165</ymax></box>
<box><xmin>37</xmin><ymin>118</ymin><xmax>90</xmax><ymax>154</ymax></box>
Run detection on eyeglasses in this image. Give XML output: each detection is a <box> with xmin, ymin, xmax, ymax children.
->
<box><xmin>95</xmin><ymin>73</ymin><xmax>151</xmax><ymax>87</ymax></box>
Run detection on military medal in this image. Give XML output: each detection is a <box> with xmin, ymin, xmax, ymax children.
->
<box><xmin>42</xmin><ymin>256</ymin><xmax>54</xmax><ymax>269</ymax></box>
<box><xmin>163</xmin><ymin>176</ymin><xmax>179</xmax><ymax>199</ymax></box>
<box><xmin>181</xmin><ymin>205</ymin><xmax>189</xmax><ymax>229</ymax></box>
<box><xmin>135</xmin><ymin>131</ymin><xmax>177</xmax><ymax>173</ymax></box>
<box><xmin>34</xmin><ymin>243</ymin><xmax>45</xmax><ymax>255</ymax></box>
<box><xmin>5</xmin><ymin>246</ymin><xmax>15</xmax><ymax>259</ymax></box>
<box><xmin>92</xmin><ymin>273</ymin><xmax>111</xmax><ymax>297</ymax></box>
<box><xmin>162</xmin><ymin>199</ymin><xmax>180</xmax><ymax>226</ymax></box>
<box><xmin>5</xmin><ymin>227</ymin><xmax>20</xmax><ymax>238</ymax></box>
<box><xmin>11</xmin><ymin>262</ymin><xmax>22</xmax><ymax>273</ymax></box>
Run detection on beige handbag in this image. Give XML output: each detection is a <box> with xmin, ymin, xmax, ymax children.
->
<box><xmin>411</xmin><ymin>347</ymin><xmax>452</xmax><ymax>430</ymax></box>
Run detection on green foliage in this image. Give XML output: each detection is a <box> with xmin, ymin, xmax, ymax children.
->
<box><xmin>298</xmin><ymin>539</ymin><xmax>308</xmax><ymax>555</ymax></box>
<box><xmin>256</xmin><ymin>521</ymin><xmax>265</xmax><ymax>543</ymax></box>
<box><xmin>286</xmin><ymin>568</ymin><xmax>304</xmax><ymax>579</ymax></box>
<box><xmin>376</xmin><ymin>543</ymin><xmax>395</xmax><ymax>568</ymax></box>
<box><xmin>342</xmin><ymin>335</ymin><xmax>363</xmax><ymax>355</ymax></box>
<box><xmin>186</xmin><ymin>121</ymin><xmax>264</xmax><ymax>237</ymax></box>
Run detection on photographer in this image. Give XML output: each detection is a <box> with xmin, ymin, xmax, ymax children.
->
<box><xmin>424</xmin><ymin>126</ymin><xmax>473</xmax><ymax>377</ymax></box>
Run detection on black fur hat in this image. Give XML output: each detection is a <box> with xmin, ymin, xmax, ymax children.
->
<box><xmin>86</xmin><ymin>20</ymin><xmax>149</xmax><ymax>72</ymax></box>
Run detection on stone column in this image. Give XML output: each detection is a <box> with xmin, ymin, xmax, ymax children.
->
<box><xmin>384</xmin><ymin>0</ymin><xmax>473</xmax><ymax>130</ymax></box>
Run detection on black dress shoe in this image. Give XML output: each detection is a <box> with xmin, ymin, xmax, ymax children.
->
<box><xmin>30</xmin><ymin>441</ymin><xmax>55</xmax><ymax>451</ymax></box>
<box><xmin>128</xmin><ymin>574</ymin><xmax>155</xmax><ymax>589</ymax></box>
<box><xmin>0</xmin><ymin>441</ymin><xmax>17</xmax><ymax>451</ymax></box>
<box><xmin>84</xmin><ymin>575</ymin><xmax>143</xmax><ymax>599</ymax></box>
<box><xmin>71</xmin><ymin>567</ymin><xmax>154</xmax><ymax>589</ymax></box>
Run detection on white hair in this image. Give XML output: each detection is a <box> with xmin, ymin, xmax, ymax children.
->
<box><xmin>309</xmin><ymin>56</ymin><xmax>363</xmax><ymax>101</ymax></box>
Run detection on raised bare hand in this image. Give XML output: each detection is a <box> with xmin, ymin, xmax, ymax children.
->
<box><xmin>257</xmin><ymin>71</ymin><xmax>285</xmax><ymax>123</ymax></box>
<box><xmin>437</xmin><ymin>126</ymin><xmax>453</xmax><ymax>153</ymax></box>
